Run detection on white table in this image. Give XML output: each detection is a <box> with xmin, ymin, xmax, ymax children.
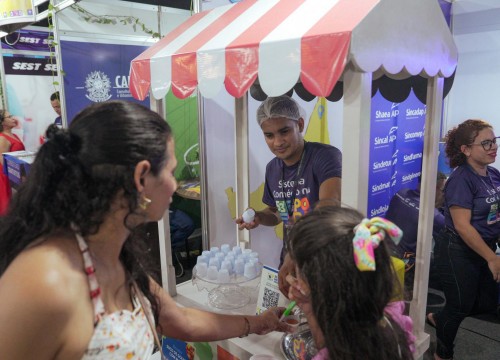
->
<box><xmin>152</xmin><ymin>280</ymin><xmax>284</xmax><ymax>360</ymax></box>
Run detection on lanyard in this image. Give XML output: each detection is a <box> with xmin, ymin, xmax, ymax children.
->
<box><xmin>281</xmin><ymin>141</ymin><xmax>307</xmax><ymax>219</ymax></box>
<box><xmin>468</xmin><ymin>164</ymin><xmax>499</xmax><ymax>198</ymax></box>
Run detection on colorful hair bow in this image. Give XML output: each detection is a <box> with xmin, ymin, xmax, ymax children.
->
<box><xmin>352</xmin><ymin>217</ymin><xmax>402</xmax><ymax>271</ymax></box>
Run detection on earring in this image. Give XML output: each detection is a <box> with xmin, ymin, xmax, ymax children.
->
<box><xmin>139</xmin><ymin>196</ymin><xmax>152</xmax><ymax>210</ymax></box>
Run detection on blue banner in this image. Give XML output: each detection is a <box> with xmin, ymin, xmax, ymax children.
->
<box><xmin>1</xmin><ymin>29</ymin><xmax>51</xmax><ymax>52</ymax></box>
<box><xmin>60</xmin><ymin>40</ymin><xmax>150</xmax><ymax>123</ymax></box>
<box><xmin>438</xmin><ymin>141</ymin><xmax>452</xmax><ymax>176</ymax></box>
<box><xmin>367</xmin><ymin>90</ymin><xmax>426</xmax><ymax>217</ymax></box>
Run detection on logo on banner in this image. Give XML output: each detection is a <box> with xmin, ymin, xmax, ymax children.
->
<box><xmin>392</xmin><ymin>149</ymin><xmax>398</xmax><ymax>166</ymax></box>
<box><xmin>402</xmin><ymin>171</ymin><xmax>421</xmax><ymax>184</ymax></box>
<box><xmin>403</xmin><ymin>152</ymin><xmax>423</xmax><ymax>164</ymax></box>
<box><xmin>406</xmin><ymin>106</ymin><xmax>426</xmax><ymax>119</ymax></box>
<box><xmin>374</xmin><ymin>103</ymin><xmax>399</xmax><ymax>122</ymax></box>
<box><xmin>391</xmin><ymin>171</ymin><xmax>398</xmax><ymax>187</ymax></box>
<box><xmin>371</xmin><ymin>181</ymin><xmax>391</xmax><ymax>195</ymax></box>
<box><xmin>374</xmin><ymin>126</ymin><xmax>398</xmax><ymax>148</ymax></box>
<box><xmin>372</xmin><ymin>159</ymin><xmax>392</xmax><ymax>172</ymax></box>
<box><xmin>370</xmin><ymin>204</ymin><xmax>389</xmax><ymax>217</ymax></box>
<box><xmin>404</xmin><ymin>130</ymin><xmax>424</xmax><ymax>141</ymax></box>
<box><xmin>85</xmin><ymin>71</ymin><xmax>112</xmax><ymax>102</ymax></box>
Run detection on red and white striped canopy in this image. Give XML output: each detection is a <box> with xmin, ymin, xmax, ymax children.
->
<box><xmin>129</xmin><ymin>0</ymin><xmax>457</xmax><ymax>100</ymax></box>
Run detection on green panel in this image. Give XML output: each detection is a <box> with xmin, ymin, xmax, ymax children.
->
<box><xmin>165</xmin><ymin>91</ymin><xmax>199</xmax><ymax>181</ymax></box>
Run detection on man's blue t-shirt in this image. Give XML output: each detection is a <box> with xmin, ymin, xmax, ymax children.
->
<box><xmin>385</xmin><ymin>188</ymin><xmax>445</xmax><ymax>255</ymax></box>
<box><xmin>54</xmin><ymin>116</ymin><xmax>62</xmax><ymax>128</ymax></box>
<box><xmin>262</xmin><ymin>141</ymin><xmax>342</xmax><ymax>227</ymax></box>
<box><xmin>444</xmin><ymin>164</ymin><xmax>500</xmax><ymax>242</ymax></box>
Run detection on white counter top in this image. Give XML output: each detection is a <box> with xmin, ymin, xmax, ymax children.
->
<box><xmin>170</xmin><ymin>280</ymin><xmax>285</xmax><ymax>359</ymax></box>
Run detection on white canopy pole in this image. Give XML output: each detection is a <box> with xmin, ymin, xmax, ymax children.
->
<box><xmin>152</xmin><ymin>96</ymin><xmax>177</xmax><ymax>296</ymax></box>
<box><xmin>235</xmin><ymin>94</ymin><xmax>250</xmax><ymax>249</ymax></box>
<box><xmin>410</xmin><ymin>76</ymin><xmax>444</xmax><ymax>359</ymax></box>
<box><xmin>341</xmin><ymin>69</ymin><xmax>372</xmax><ymax>209</ymax></box>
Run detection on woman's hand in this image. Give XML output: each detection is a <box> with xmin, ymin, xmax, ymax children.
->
<box><xmin>253</xmin><ymin>307</ymin><xmax>291</xmax><ymax>334</ymax></box>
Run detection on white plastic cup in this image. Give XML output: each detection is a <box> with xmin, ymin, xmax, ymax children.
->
<box><xmin>244</xmin><ymin>262</ymin><xmax>257</xmax><ymax>279</ymax></box>
<box><xmin>249</xmin><ymin>251</ymin><xmax>259</xmax><ymax>259</ymax></box>
<box><xmin>242</xmin><ymin>249</ymin><xmax>252</xmax><ymax>261</ymax></box>
<box><xmin>225</xmin><ymin>255</ymin><xmax>235</xmax><ymax>265</ymax></box>
<box><xmin>207</xmin><ymin>265</ymin><xmax>218</xmax><ymax>281</ymax></box>
<box><xmin>210</xmin><ymin>246</ymin><xmax>220</xmax><ymax>256</ymax></box>
<box><xmin>217</xmin><ymin>268</ymin><xmax>230</xmax><ymax>283</ymax></box>
<box><xmin>196</xmin><ymin>262</ymin><xmax>208</xmax><ymax>278</ymax></box>
<box><xmin>232</xmin><ymin>246</ymin><xmax>242</xmax><ymax>255</ymax></box>
<box><xmin>234</xmin><ymin>259</ymin><xmax>245</xmax><ymax>275</ymax></box>
<box><xmin>196</xmin><ymin>255</ymin><xmax>208</xmax><ymax>266</ymax></box>
<box><xmin>236</xmin><ymin>255</ymin><xmax>246</xmax><ymax>264</ymax></box>
<box><xmin>249</xmin><ymin>258</ymin><xmax>262</xmax><ymax>273</ymax></box>
<box><xmin>202</xmin><ymin>250</ymin><xmax>211</xmax><ymax>258</ymax></box>
<box><xmin>220</xmin><ymin>260</ymin><xmax>233</xmax><ymax>274</ymax></box>
<box><xmin>208</xmin><ymin>257</ymin><xmax>220</xmax><ymax>270</ymax></box>
<box><xmin>221</xmin><ymin>244</ymin><xmax>231</xmax><ymax>254</ymax></box>
<box><xmin>242</xmin><ymin>208</ymin><xmax>256</xmax><ymax>223</ymax></box>
<box><xmin>216</xmin><ymin>252</ymin><xmax>226</xmax><ymax>263</ymax></box>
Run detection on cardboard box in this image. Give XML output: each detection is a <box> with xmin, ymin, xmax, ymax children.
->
<box><xmin>2</xmin><ymin>150</ymin><xmax>36</xmax><ymax>189</ymax></box>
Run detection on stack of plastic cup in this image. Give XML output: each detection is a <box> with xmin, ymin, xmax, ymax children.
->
<box><xmin>221</xmin><ymin>244</ymin><xmax>231</xmax><ymax>254</ymax></box>
<box><xmin>217</xmin><ymin>268</ymin><xmax>230</xmax><ymax>283</ymax></box>
<box><xmin>210</xmin><ymin>246</ymin><xmax>219</xmax><ymax>256</ymax></box>
<box><xmin>234</xmin><ymin>259</ymin><xmax>245</xmax><ymax>275</ymax></box>
<box><xmin>194</xmin><ymin>243</ymin><xmax>262</xmax><ymax>281</ymax></box>
<box><xmin>244</xmin><ymin>262</ymin><xmax>257</xmax><ymax>279</ymax></box>
<box><xmin>249</xmin><ymin>258</ymin><xmax>261</xmax><ymax>273</ymax></box>
<box><xmin>209</xmin><ymin>257</ymin><xmax>220</xmax><ymax>270</ymax></box>
<box><xmin>216</xmin><ymin>252</ymin><xmax>226</xmax><ymax>263</ymax></box>
<box><xmin>232</xmin><ymin>246</ymin><xmax>242</xmax><ymax>256</ymax></box>
<box><xmin>207</xmin><ymin>265</ymin><xmax>218</xmax><ymax>280</ymax></box>
<box><xmin>220</xmin><ymin>260</ymin><xmax>233</xmax><ymax>274</ymax></box>
<box><xmin>196</xmin><ymin>262</ymin><xmax>208</xmax><ymax>277</ymax></box>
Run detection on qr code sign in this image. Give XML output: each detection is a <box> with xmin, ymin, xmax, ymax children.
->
<box><xmin>262</xmin><ymin>287</ymin><xmax>279</xmax><ymax>309</ymax></box>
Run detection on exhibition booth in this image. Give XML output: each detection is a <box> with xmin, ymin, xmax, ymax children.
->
<box><xmin>129</xmin><ymin>0</ymin><xmax>457</xmax><ymax>358</ymax></box>
<box><xmin>11</xmin><ymin>0</ymin><xmax>500</xmax><ymax>359</ymax></box>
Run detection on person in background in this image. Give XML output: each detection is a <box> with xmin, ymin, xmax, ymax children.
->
<box><xmin>385</xmin><ymin>172</ymin><xmax>446</xmax><ymax>299</ymax></box>
<box><xmin>236</xmin><ymin>95</ymin><xmax>342</xmax><ymax>296</ymax></box>
<box><xmin>428</xmin><ymin>119</ymin><xmax>500</xmax><ymax>360</ymax></box>
<box><xmin>0</xmin><ymin>101</ymin><xmax>290</xmax><ymax>359</ymax></box>
<box><xmin>286</xmin><ymin>206</ymin><xmax>414</xmax><ymax>360</ymax></box>
<box><xmin>170</xmin><ymin>208</ymin><xmax>196</xmax><ymax>251</ymax></box>
<box><xmin>170</xmin><ymin>207</ymin><xmax>196</xmax><ymax>277</ymax></box>
<box><xmin>50</xmin><ymin>91</ymin><xmax>62</xmax><ymax>128</ymax></box>
<box><xmin>0</xmin><ymin>109</ymin><xmax>25</xmax><ymax>215</ymax></box>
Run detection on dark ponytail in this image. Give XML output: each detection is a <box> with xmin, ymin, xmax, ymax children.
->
<box><xmin>0</xmin><ymin>101</ymin><xmax>172</xmax><ymax>325</ymax></box>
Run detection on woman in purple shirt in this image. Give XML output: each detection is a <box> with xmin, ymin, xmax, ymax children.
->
<box><xmin>428</xmin><ymin>119</ymin><xmax>500</xmax><ymax>360</ymax></box>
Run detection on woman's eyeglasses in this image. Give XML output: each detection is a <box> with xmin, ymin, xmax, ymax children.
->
<box><xmin>469</xmin><ymin>136</ymin><xmax>500</xmax><ymax>151</ymax></box>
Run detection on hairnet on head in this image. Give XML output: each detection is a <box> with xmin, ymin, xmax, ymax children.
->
<box><xmin>256</xmin><ymin>96</ymin><xmax>307</xmax><ymax>126</ymax></box>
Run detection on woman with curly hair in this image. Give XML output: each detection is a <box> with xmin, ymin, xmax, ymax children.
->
<box><xmin>0</xmin><ymin>109</ymin><xmax>24</xmax><ymax>215</ymax></box>
<box><xmin>0</xmin><ymin>101</ymin><xmax>289</xmax><ymax>359</ymax></box>
<box><xmin>428</xmin><ymin>119</ymin><xmax>500</xmax><ymax>360</ymax></box>
<box><xmin>285</xmin><ymin>206</ymin><xmax>414</xmax><ymax>360</ymax></box>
